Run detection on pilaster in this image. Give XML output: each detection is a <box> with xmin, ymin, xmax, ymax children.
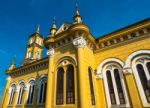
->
<box><xmin>73</xmin><ymin>37</ymin><xmax>88</xmax><ymax>108</ymax></box>
<box><xmin>2</xmin><ymin>76</ymin><xmax>11</xmax><ymax>108</ymax></box>
<box><xmin>45</xmin><ymin>47</ymin><xmax>55</xmax><ymax>108</ymax></box>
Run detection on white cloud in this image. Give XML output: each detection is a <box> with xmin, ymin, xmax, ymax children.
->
<box><xmin>0</xmin><ymin>49</ymin><xmax>10</xmax><ymax>56</ymax></box>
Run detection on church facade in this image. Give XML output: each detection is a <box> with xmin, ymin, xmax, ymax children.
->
<box><xmin>1</xmin><ymin>6</ymin><xmax>150</xmax><ymax>108</ymax></box>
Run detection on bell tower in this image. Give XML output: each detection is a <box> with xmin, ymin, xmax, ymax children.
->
<box><xmin>23</xmin><ymin>26</ymin><xmax>44</xmax><ymax>65</ymax></box>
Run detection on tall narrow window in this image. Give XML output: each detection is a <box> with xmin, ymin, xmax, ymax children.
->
<box><xmin>27</xmin><ymin>80</ymin><xmax>35</xmax><ymax>104</ymax></box>
<box><xmin>35</xmin><ymin>52</ymin><xmax>39</xmax><ymax>59</ymax></box>
<box><xmin>136</xmin><ymin>64</ymin><xmax>150</xmax><ymax>102</ymax></box>
<box><xmin>39</xmin><ymin>78</ymin><xmax>47</xmax><ymax>104</ymax></box>
<box><xmin>17</xmin><ymin>82</ymin><xmax>25</xmax><ymax>104</ymax></box>
<box><xmin>28</xmin><ymin>52</ymin><xmax>32</xmax><ymax>59</ymax></box>
<box><xmin>88</xmin><ymin>67</ymin><xmax>95</xmax><ymax>105</ymax></box>
<box><xmin>43</xmin><ymin>82</ymin><xmax>47</xmax><ymax>103</ymax></box>
<box><xmin>39</xmin><ymin>83</ymin><xmax>43</xmax><ymax>103</ymax></box>
<box><xmin>66</xmin><ymin>65</ymin><xmax>75</xmax><ymax>104</ymax></box>
<box><xmin>114</xmin><ymin>69</ymin><xmax>125</xmax><ymax>104</ymax></box>
<box><xmin>9</xmin><ymin>85</ymin><xmax>16</xmax><ymax>105</ymax></box>
<box><xmin>56</xmin><ymin>68</ymin><xmax>64</xmax><ymax>105</ymax></box>
<box><xmin>146</xmin><ymin>62</ymin><xmax>150</xmax><ymax>75</ymax></box>
<box><xmin>103</xmin><ymin>63</ymin><xmax>130</xmax><ymax>107</ymax></box>
<box><xmin>106</xmin><ymin>70</ymin><xmax>116</xmax><ymax>105</ymax></box>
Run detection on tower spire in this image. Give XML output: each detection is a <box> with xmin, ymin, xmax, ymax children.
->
<box><xmin>52</xmin><ymin>17</ymin><xmax>56</xmax><ymax>29</ymax></box>
<box><xmin>75</xmin><ymin>0</ymin><xmax>80</xmax><ymax>16</ymax></box>
<box><xmin>74</xmin><ymin>0</ymin><xmax>82</xmax><ymax>24</ymax></box>
<box><xmin>50</xmin><ymin>17</ymin><xmax>57</xmax><ymax>36</ymax></box>
<box><xmin>36</xmin><ymin>25</ymin><xmax>40</xmax><ymax>33</ymax></box>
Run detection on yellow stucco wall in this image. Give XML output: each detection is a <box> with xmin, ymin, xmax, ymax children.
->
<box><xmin>2</xmin><ymin>19</ymin><xmax>150</xmax><ymax>108</ymax></box>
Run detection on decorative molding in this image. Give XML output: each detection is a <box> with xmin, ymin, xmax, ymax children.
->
<box><xmin>131</xmin><ymin>55</ymin><xmax>150</xmax><ymax>107</ymax></box>
<box><xmin>97</xmin><ymin>58</ymin><xmax>124</xmax><ymax>74</ymax></box>
<box><xmin>124</xmin><ymin>50</ymin><xmax>150</xmax><ymax>68</ymax></box>
<box><xmin>123</xmin><ymin>67</ymin><xmax>132</xmax><ymax>74</ymax></box>
<box><xmin>62</xmin><ymin>60</ymin><xmax>68</xmax><ymax>66</ymax></box>
<box><xmin>24</xmin><ymin>86</ymin><xmax>28</xmax><ymax>91</ymax></box>
<box><xmin>73</xmin><ymin>37</ymin><xmax>86</xmax><ymax>48</ymax></box>
<box><xmin>16</xmin><ymin>86</ymin><xmax>20</xmax><ymax>93</ymax></box>
<box><xmin>96</xmin><ymin>73</ymin><xmax>103</xmax><ymax>79</ymax></box>
<box><xmin>47</xmin><ymin>48</ymin><xmax>54</xmax><ymax>57</ymax></box>
<box><xmin>96</xmin><ymin>27</ymin><xmax>150</xmax><ymax>50</ymax></box>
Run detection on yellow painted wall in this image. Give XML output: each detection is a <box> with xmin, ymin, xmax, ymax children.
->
<box><xmin>2</xmin><ymin>20</ymin><xmax>150</xmax><ymax>108</ymax></box>
<box><xmin>94</xmin><ymin>35</ymin><xmax>150</xmax><ymax>108</ymax></box>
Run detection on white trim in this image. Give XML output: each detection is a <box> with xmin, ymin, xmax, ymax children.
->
<box><xmin>39</xmin><ymin>75</ymin><xmax>47</xmax><ymax>81</ymax></box>
<box><xmin>47</xmin><ymin>48</ymin><xmax>54</xmax><ymax>57</ymax></box>
<box><xmin>102</xmin><ymin>63</ymin><xmax>130</xmax><ymax>108</ymax></box>
<box><xmin>8</xmin><ymin>84</ymin><xmax>16</xmax><ymax>105</ymax></box>
<box><xmin>73</xmin><ymin>37</ymin><xmax>86</xmax><ymax>48</ymax></box>
<box><xmin>37</xmin><ymin>76</ymin><xmax>47</xmax><ymax>104</ymax></box>
<box><xmin>27</xmin><ymin>78</ymin><xmax>35</xmax><ymax>84</ymax></box>
<box><xmin>17</xmin><ymin>82</ymin><xmax>25</xmax><ymax>105</ymax></box>
<box><xmin>111</xmin><ymin>67</ymin><xmax>120</xmax><ymax>105</ymax></box>
<box><xmin>124</xmin><ymin>50</ymin><xmax>150</xmax><ymax>69</ymax></box>
<box><xmin>55</xmin><ymin>56</ymin><xmax>77</xmax><ymax>67</ymax></box>
<box><xmin>97</xmin><ymin>58</ymin><xmax>124</xmax><ymax>74</ymax></box>
<box><xmin>132</xmin><ymin>55</ymin><xmax>150</xmax><ymax>107</ymax></box>
<box><xmin>26</xmin><ymin>80</ymin><xmax>35</xmax><ymax>105</ymax></box>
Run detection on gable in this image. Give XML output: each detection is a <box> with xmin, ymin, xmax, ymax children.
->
<box><xmin>55</xmin><ymin>22</ymin><xmax>71</xmax><ymax>35</ymax></box>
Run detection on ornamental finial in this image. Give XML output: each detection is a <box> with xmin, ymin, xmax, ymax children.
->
<box><xmin>74</xmin><ymin>0</ymin><xmax>82</xmax><ymax>24</ymax></box>
<box><xmin>36</xmin><ymin>25</ymin><xmax>40</xmax><ymax>33</ymax></box>
<box><xmin>50</xmin><ymin>17</ymin><xmax>57</xmax><ymax>36</ymax></box>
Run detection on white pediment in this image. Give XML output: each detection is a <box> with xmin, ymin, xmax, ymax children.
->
<box><xmin>55</xmin><ymin>22</ymin><xmax>71</xmax><ymax>35</ymax></box>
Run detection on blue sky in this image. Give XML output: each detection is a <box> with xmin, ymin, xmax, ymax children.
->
<box><xmin>0</xmin><ymin>0</ymin><xmax>150</xmax><ymax>102</ymax></box>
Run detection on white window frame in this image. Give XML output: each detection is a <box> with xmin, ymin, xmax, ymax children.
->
<box><xmin>37</xmin><ymin>77</ymin><xmax>47</xmax><ymax>104</ymax></box>
<box><xmin>17</xmin><ymin>82</ymin><xmax>25</xmax><ymax>105</ymax></box>
<box><xmin>132</xmin><ymin>55</ymin><xmax>150</xmax><ymax>107</ymax></box>
<box><xmin>29</xmin><ymin>38</ymin><xmax>34</xmax><ymax>44</ymax></box>
<box><xmin>8</xmin><ymin>84</ymin><xmax>16</xmax><ymax>105</ymax></box>
<box><xmin>38</xmin><ymin>39</ymin><xmax>42</xmax><ymax>45</ymax></box>
<box><xmin>26</xmin><ymin>80</ymin><xmax>35</xmax><ymax>105</ymax></box>
<box><xmin>35</xmin><ymin>52</ymin><xmax>39</xmax><ymax>59</ymax></box>
<box><xmin>28</xmin><ymin>51</ymin><xmax>32</xmax><ymax>59</ymax></box>
<box><xmin>103</xmin><ymin>63</ymin><xmax>130</xmax><ymax>108</ymax></box>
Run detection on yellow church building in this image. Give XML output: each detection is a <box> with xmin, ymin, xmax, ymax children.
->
<box><xmin>1</xmin><ymin>5</ymin><xmax>150</xmax><ymax>108</ymax></box>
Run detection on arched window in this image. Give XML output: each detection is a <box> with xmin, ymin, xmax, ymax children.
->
<box><xmin>35</xmin><ymin>52</ymin><xmax>39</xmax><ymax>59</ymax></box>
<box><xmin>29</xmin><ymin>38</ymin><xmax>34</xmax><ymax>44</ymax></box>
<box><xmin>38</xmin><ymin>39</ymin><xmax>42</xmax><ymax>45</ymax></box>
<box><xmin>88</xmin><ymin>67</ymin><xmax>95</xmax><ymax>105</ymax></box>
<box><xmin>38</xmin><ymin>77</ymin><xmax>47</xmax><ymax>104</ymax></box>
<box><xmin>114</xmin><ymin>69</ymin><xmax>125</xmax><ymax>104</ymax></box>
<box><xmin>103</xmin><ymin>64</ymin><xmax>130</xmax><ymax>107</ymax></box>
<box><xmin>66</xmin><ymin>65</ymin><xmax>75</xmax><ymax>104</ymax></box>
<box><xmin>28</xmin><ymin>52</ymin><xmax>32</xmax><ymax>59</ymax></box>
<box><xmin>136</xmin><ymin>64</ymin><xmax>150</xmax><ymax>102</ymax></box>
<box><xmin>56</xmin><ymin>68</ymin><xmax>64</xmax><ymax>105</ymax></box>
<box><xmin>146</xmin><ymin>62</ymin><xmax>150</xmax><ymax>74</ymax></box>
<box><xmin>8</xmin><ymin>84</ymin><xmax>16</xmax><ymax>105</ymax></box>
<box><xmin>27</xmin><ymin>80</ymin><xmax>35</xmax><ymax>104</ymax></box>
<box><xmin>17</xmin><ymin>82</ymin><xmax>25</xmax><ymax>104</ymax></box>
<box><xmin>131</xmin><ymin>55</ymin><xmax>150</xmax><ymax>107</ymax></box>
<box><xmin>106</xmin><ymin>70</ymin><xmax>116</xmax><ymax>105</ymax></box>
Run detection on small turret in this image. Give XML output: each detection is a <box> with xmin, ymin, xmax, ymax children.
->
<box><xmin>73</xmin><ymin>0</ymin><xmax>82</xmax><ymax>24</ymax></box>
<box><xmin>50</xmin><ymin>17</ymin><xmax>57</xmax><ymax>36</ymax></box>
